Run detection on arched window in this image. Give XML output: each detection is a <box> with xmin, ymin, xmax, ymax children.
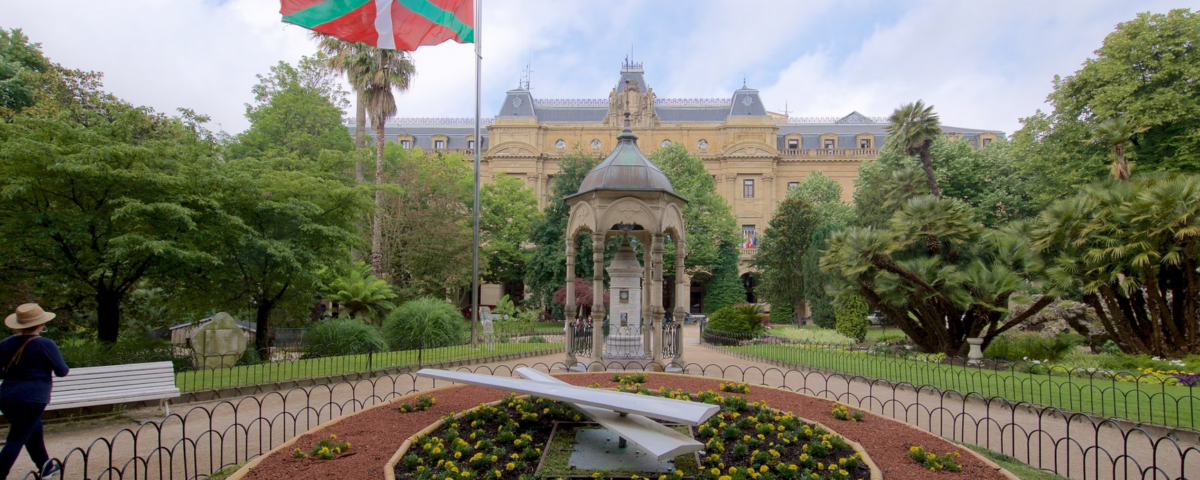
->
<box><xmin>697</xmin><ymin>139</ymin><xmax>708</xmax><ymax>150</ymax></box>
<box><xmin>591</xmin><ymin>139</ymin><xmax>601</xmax><ymax>149</ymax></box>
<box><xmin>555</xmin><ymin>139</ymin><xmax>566</xmax><ymax>150</ymax></box>
<box><xmin>661</xmin><ymin>139</ymin><xmax>671</xmax><ymax>147</ymax></box>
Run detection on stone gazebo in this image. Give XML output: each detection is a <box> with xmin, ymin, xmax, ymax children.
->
<box><xmin>563</xmin><ymin>111</ymin><xmax>688</xmax><ymax>370</ymax></box>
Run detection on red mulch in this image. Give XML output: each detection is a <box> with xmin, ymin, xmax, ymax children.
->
<box><xmin>241</xmin><ymin>374</ymin><xmax>1009</xmax><ymax>480</ymax></box>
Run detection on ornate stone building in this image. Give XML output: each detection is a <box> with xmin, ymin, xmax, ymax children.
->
<box><xmin>350</xmin><ymin>61</ymin><xmax>1003</xmax><ymax>311</ymax></box>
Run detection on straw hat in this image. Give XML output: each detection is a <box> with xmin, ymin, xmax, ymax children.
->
<box><xmin>5</xmin><ymin>303</ymin><xmax>56</xmax><ymax>330</ymax></box>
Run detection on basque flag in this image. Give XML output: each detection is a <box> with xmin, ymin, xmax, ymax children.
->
<box><xmin>281</xmin><ymin>0</ymin><xmax>474</xmax><ymax>50</ymax></box>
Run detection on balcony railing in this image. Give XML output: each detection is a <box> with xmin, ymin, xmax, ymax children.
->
<box><xmin>781</xmin><ymin>148</ymin><xmax>878</xmax><ymax>158</ymax></box>
<box><xmin>419</xmin><ymin>148</ymin><xmax>486</xmax><ymax>156</ymax></box>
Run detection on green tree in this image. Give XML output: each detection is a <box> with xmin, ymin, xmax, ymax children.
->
<box><xmin>0</xmin><ymin>71</ymin><xmax>220</xmax><ymax>342</ymax></box>
<box><xmin>649</xmin><ymin>144</ymin><xmax>740</xmax><ymax>283</ymax></box>
<box><xmin>834</xmin><ymin>294</ymin><xmax>869</xmax><ymax>343</ymax></box>
<box><xmin>802</xmin><ymin>223</ymin><xmax>842</xmax><ymax>329</ymax></box>
<box><xmin>885</xmin><ymin>100</ymin><xmax>943</xmax><ymax>197</ymax></box>
<box><xmin>704</xmin><ymin>247</ymin><xmax>745</xmax><ymax>314</ymax></box>
<box><xmin>312</xmin><ymin>36</ymin><xmax>374</xmax><ymax>170</ymax></box>
<box><xmin>230</xmin><ymin>56</ymin><xmax>353</xmax><ymax>161</ymax></box>
<box><xmin>823</xmin><ymin>195</ymin><xmax>1053</xmax><ymax>355</ymax></box>
<box><xmin>0</xmin><ymin>27</ymin><xmax>52</xmax><ymax>118</ymax></box>
<box><xmin>324</xmin><ymin>262</ymin><xmax>396</xmax><ymax>324</ymax></box>
<box><xmin>481</xmin><ymin>174</ymin><xmax>541</xmax><ymax>297</ymax></box>
<box><xmin>1032</xmin><ymin>175</ymin><xmax>1200</xmax><ymax>356</ymax></box>
<box><xmin>1041</xmin><ymin>9</ymin><xmax>1200</xmax><ymax>175</ymax></box>
<box><xmin>788</xmin><ymin>172</ymin><xmax>853</xmax><ymax>226</ymax></box>
<box><xmin>753</xmin><ymin>196</ymin><xmax>820</xmax><ymax>323</ymax></box>
<box><xmin>525</xmin><ymin>150</ymin><xmax>599</xmax><ymax>310</ymax></box>
<box><xmin>1093</xmin><ymin>116</ymin><xmax>1149</xmax><ymax>182</ymax></box>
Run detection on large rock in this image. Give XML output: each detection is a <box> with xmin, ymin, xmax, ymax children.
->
<box><xmin>192</xmin><ymin>312</ymin><xmax>248</xmax><ymax>368</ymax></box>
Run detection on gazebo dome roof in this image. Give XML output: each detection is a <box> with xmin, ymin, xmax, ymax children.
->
<box><xmin>574</xmin><ymin>121</ymin><xmax>676</xmax><ymax>196</ymax></box>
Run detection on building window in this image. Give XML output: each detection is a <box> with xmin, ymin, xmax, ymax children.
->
<box><xmin>787</xmin><ymin>139</ymin><xmax>799</xmax><ymax>149</ymax></box>
<box><xmin>401</xmin><ymin>140</ymin><xmax>412</xmax><ymax>149</ymax></box>
<box><xmin>591</xmin><ymin>139</ymin><xmax>601</xmax><ymax>149</ymax></box>
<box><xmin>823</xmin><ymin>139</ymin><xmax>835</xmax><ymax>149</ymax></box>
<box><xmin>467</xmin><ymin>140</ymin><xmax>475</xmax><ymax>149</ymax></box>
<box><xmin>434</xmin><ymin>140</ymin><xmax>446</xmax><ymax>149</ymax></box>
<box><xmin>741</xmin><ymin>225</ymin><xmax>757</xmax><ymax>249</ymax></box>
<box><xmin>787</xmin><ymin>181</ymin><xmax>799</xmax><ymax>189</ymax></box>
<box><xmin>743</xmin><ymin>179</ymin><xmax>755</xmax><ymax>198</ymax></box>
<box><xmin>661</xmin><ymin>140</ymin><xmax>672</xmax><ymax>147</ymax></box>
<box><xmin>859</xmin><ymin>138</ymin><xmax>870</xmax><ymax>149</ymax></box>
<box><xmin>555</xmin><ymin>139</ymin><xmax>566</xmax><ymax>150</ymax></box>
<box><xmin>983</xmin><ymin>138</ymin><xmax>993</xmax><ymax>146</ymax></box>
<box><xmin>697</xmin><ymin>139</ymin><xmax>708</xmax><ymax>150</ymax></box>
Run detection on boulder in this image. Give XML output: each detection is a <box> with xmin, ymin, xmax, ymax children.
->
<box><xmin>191</xmin><ymin>312</ymin><xmax>248</xmax><ymax>368</ymax></box>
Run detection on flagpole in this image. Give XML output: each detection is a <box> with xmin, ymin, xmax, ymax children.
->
<box><xmin>469</xmin><ymin>0</ymin><xmax>482</xmax><ymax>346</ymax></box>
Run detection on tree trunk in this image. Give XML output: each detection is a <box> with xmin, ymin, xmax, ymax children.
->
<box><xmin>918</xmin><ymin>140</ymin><xmax>941</xmax><ymax>198</ymax></box>
<box><xmin>371</xmin><ymin>121</ymin><xmax>385</xmax><ymax>276</ymax></box>
<box><xmin>255</xmin><ymin>301</ymin><xmax>273</xmax><ymax>359</ymax></box>
<box><xmin>355</xmin><ymin>91</ymin><xmax>367</xmax><ymax>150</ymax></box>
<box><xmin>96</xmin><ymin>292</ymin><xmax>121</xmax><ymax>343</ymax></box>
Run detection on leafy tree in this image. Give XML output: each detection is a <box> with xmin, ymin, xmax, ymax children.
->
<box><xmin>525</xmin><ymin>150</ymin><xmax>599</xmax><ymax>310</ymax></box>
<box><xmin>753</xmin><ymin>196</ymin><xmax>820</xmax><ymax>323</ymax></box>
<box><xmin>552</xmin><ymin>278</ymin><xmax>608</xmax><ymax>319</ymax></box>
<box><xmin>649</xmin><ymin>144</ymin><xmax>740</xmax><ymax>283</ymax></box>
<box><xmin>313</xmin><ymin>36</ymin><xmax>375</xmax><ymax>169</ymax></box>
<box><xmin>0</xmin><ymin>27</ymin><xmax>51</xmax><ymax>117</ymax></box>
<box><xmin>1044</xmin><ymin>9</ymin><xmax>1200</xmax><ymax>175</ymax></box>
<box><xmin>1010</xmin><ymin>109</ymin><xmax>1109</xmax><ymax>210</ymax></box>
<box><xmin>834</xmin><ymin>294</ymin><xmax>868</xmax><ymax>343</ymax></box>
<box><xmin>823</xmin><ymin>195</ymin><xmax>1053</xmax><ymax>355</ymax></box>
<box><xmin>1093</xmin><ymin>116</ymin><xmax>1149</xmax><ymax>182</ymax></box>
<box><xmin>1032</xmin><ymin>175</ymin><xmax>1200</xmax><ymax>356</ymax></box>
<box><xmin>704</xmin><ymin>247</ymin><xmax>745</xmax><ymax>314</ymax></box>
<box><xmin>481</xmin><ymin>174</ymin><xmax>541</xmax><ymax>296</ymax></box>
<box><xmin>230</xmin><ymin>55</ymin><xmax>353</xmax><ymax>161</ymax></box>
<box><xmin>0</xmin><ymin>71</ymin><xmax>220</xmax><ymax>342</ymax></box>
<box><xmin>324</xmin><ymin>262</ymin><xmax>396</xmax><ymax>324</ymax></box>
<box><xmin>885</xmin><ymin>100</ymin><xmax>943</xmax><ymax>197</ymax></box>
<box><xmin>380</xmin><ymin>145</ymin><xmax>473</xmax><ymax>302</ymax></box>
<box><xmin>802</xmin><ymin>223</ymin><xmax>842</xmax><ymax>329</ymax></box>
<box><xmin>788</xmin><ymin>172</ymin><xmax>854</xmax><ymax>226</ymax></box>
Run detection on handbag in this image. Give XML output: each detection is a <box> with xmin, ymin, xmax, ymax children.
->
<box><xmin>0</xmin><ymin>336</ymin><xmax>38</xmax><ymax>380</ymax></box>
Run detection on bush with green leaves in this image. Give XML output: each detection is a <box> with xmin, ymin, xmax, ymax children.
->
<box><xmin>770</xmin><ymin>326</ymin><xmax>856</xmax><ymax>346</ymax></box>
<box><xmin>382</xmin><ymin>297</ymin><xmax>467</xmax><ymax>350</ymax></box>
<box><xmin>303</xmin><ymin>319</ymin><xmax>387</xmax><ymax>357</ymax></box>
<box><xmin>706</xmin><ymin>305</ymin><xmax>763</xmax><ymax>335</ymax></box>
<box><xmin>984</xmin><ymin>332</ymin><xmax>1084</xmax><ymax>361</ymax></box>
<box><xmin>834</xmin><ymin>295</ymin><xmax>868</xmax><ymax>343</ymax></box>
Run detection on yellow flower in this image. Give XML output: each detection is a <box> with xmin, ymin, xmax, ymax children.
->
<box><xmin>910</xmin><ymin>446</ymin><xmax>920</xmax><ymax>453</ymax></box>
<box><xmin>330</xmin><ymin>434</ymin><xmax>337</xmax><ymax>439</ymax></box>
<box><xmin>711</xmin><ymin>468</ymin><xmax>720</xmax><ymax>475</ymax></box>
<box><xmin>675</xmin><ymin>470</ymin><xmax>683</xmax><ymax>476</ymax></box>
<box><xmin>455</xmin><ymin>452</ymin><xmax>463</xmax><ymax>459</ymax></box>
<box><xmin>506</xmin><ymin>463</ymin><xmax>515</xmax><ymax>471</ymax></box>
<box><xmin>759</xmin><ymin>465</ymin><xmax>769</xmax><ymax>473</ymax></box>
<box><xmin>729</xmin><ymin>467</ymin><xmax>737</xmax><ymax>474</ymax></box>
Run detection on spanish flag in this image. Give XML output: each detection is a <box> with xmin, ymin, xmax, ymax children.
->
<box><xmin>281</xmin><ymin>0</ymin><xmax>474</xmax><ymax>50</ymax></box>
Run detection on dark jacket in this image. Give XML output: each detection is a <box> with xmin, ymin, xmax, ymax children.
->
<box><xmin>0</xmin><ymin>335</ymin><xmax>70</xmax><ymax>404</ymax></box>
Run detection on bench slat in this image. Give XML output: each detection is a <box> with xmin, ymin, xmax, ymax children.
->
<box><xmin>0</xmin><ymin>361</ymin><xmax>180</xmax><ymax>411</ymax></box>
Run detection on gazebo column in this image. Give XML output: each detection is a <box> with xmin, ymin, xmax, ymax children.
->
<box><xmin>591</xmin><ymin>232</ymin><xmax>606</xmax><ymax>361</ymax></box>
<box><xmin>651</xmin><ymin>233</ymin><xmax>665</xmax><ymax>365</ymax></box>
<box><xmin>673</xmin><ymin>237</ymin><xmax>687</xmax><ymax>368</ymax></box>
<box><xmin>564</xmin><ymin>237</ymin><xmax>576</xmax><ymax>367</ymax></box>
<box><xmin>641</xmin><ymin>239</ymin><xmax>653</xmax><ymax>358</ymax></box>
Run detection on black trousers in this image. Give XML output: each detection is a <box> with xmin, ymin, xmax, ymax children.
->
<box><xmin>0</xmin><ymin>401</ymin><xmax>50</xmax><ymax>479</ymax></box>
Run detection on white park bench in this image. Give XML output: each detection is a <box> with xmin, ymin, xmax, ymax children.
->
<box><xmin>18</xmin><ymin>361</ymin><xmax>181</xmax><ymax>415</ymax></box>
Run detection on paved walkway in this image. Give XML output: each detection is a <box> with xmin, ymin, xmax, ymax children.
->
<box><xmin>14</xmin><ymin>326</ymin><xmax>1197</xmax><ymax>480</ymax></box>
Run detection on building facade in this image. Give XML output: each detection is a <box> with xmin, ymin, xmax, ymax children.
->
<box><xmin>351</xmin><ymin>61</ymin><xmax>1003</xmax><ymax>311</ymax></box>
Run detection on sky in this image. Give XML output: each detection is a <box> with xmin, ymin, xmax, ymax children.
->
<box><xmin>2</xmin><ymin>0</ymin><xmax>1196</xmax><ymax>135</ymax></box>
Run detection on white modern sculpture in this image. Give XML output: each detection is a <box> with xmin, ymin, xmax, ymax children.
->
<box><xmin>415</xmin><ymin>368</ymin><xmax>715</xmax><ymax>460</ymax></box>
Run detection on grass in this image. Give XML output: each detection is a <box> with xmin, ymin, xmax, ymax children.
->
<box><xmin>785</xmin><ymin>325</ymin><xmax>909</xmax><ymax>343</ymax></box>
<box><xmin>723</xmin><ymin>343</ymin><xmax>1197</xmax><ymax>429</ymax></box>
<box><xmin>961</xmin><ymin>444</ymin><xmax>1069</xmax><ymax>480</ymax></box>
<box><xmin>529</xmin><ymin>322</ymin><xmax>567</xmax><ymax>333</ymax></box>
<box><xmin>175</xmin><ymin>341</ymin><xmax>562</xmax><ymax>392</ymax></box>
<box><xmin>206</xmin><ymin>462</ymin><xmax>245</xmax><ymax>480</ymax></box>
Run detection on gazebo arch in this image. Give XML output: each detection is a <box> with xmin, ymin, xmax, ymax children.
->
<box><xmin>563</xmin><ymin>109</ymin><xmax>688</xmax><ymax>370</ymax></box>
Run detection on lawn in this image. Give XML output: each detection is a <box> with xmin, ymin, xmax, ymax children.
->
<box><xmin>175</xmin><ymin>341</ymin><xmax>562</xmax><ymax>392</ymax></box>
<box><xmin>724</xmin><ymin>343</ymin><xmax>1197</xmax><ymax>429</ymax></box>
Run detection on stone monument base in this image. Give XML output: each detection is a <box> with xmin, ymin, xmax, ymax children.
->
<box><xmin>603</xmin><ymin>335</ymin><xmax>647</xmax><ymax>359</ymax></box>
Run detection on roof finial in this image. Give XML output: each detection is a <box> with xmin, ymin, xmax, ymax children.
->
<box><xmin>743</xmin><ymin>75</ymin><xmax>747</xmax><ymax>89</ymax></box>
<box><xmin>623</xmin><ymin>80</ymin><xmax>632</xmax><ymax>129</ymax></box>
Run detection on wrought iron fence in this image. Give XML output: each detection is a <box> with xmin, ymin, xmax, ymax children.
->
<box><xmin>568</xmin><ymin>322</ymin><xmax>593</xmax><ymax>358</ymax></box>
<box><xmin>701</xmin><ymin>327</ymin><xmax>1200</xmax><ymax>431</ymax></box>
<box><xmin>661</xmin><ymin>323</ymin><xmax>680</xmax><ymax>358</ymax></box>
<box><xmin>16</xmin><ymin>361</ymin><xmax>1199</xmax><ymax>480</ymax></box>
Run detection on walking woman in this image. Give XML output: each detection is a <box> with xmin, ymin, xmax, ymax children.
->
<box><xmin>0</xmin><ymin>304</ymin><xmax>68</xmax><ymax>479</ymax></box>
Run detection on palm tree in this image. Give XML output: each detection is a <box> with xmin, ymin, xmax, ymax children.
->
<box><xmin>325</xmin><ymin>262</ymin><xmax>397</xmax><ymax>325</ymax></box>
<box><xmin>312</xmin><ymin>34</ymin><xmax>415</xmax><ymax>275</ymax></box>
<box><xmin>1093</xmin><ymin>116</ymin><xmax>1148</xmax><ymax>183</ymax></box>
<box><xmin>886</xmin><ymin>101</ymin><xmax>943</xmax><ymax>197</ymax></box>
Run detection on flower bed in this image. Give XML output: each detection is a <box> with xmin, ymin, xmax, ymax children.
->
<box><xmin>231</xmin><ymin>373</ymin><xmax>1015</xmax><ymax>480</ymax></box>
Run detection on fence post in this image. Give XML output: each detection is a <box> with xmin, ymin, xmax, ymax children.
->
<box><xmin>418</xmin><ymin>339</ymin><xmax>423</xmax><ymax>368</ymax></box>
<box><xmin>367</xmin><ymin>347</ymin><xmax>373</xmax><ymax>373</ymax></box>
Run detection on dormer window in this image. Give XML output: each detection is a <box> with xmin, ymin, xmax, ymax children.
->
<box><xmin>434</xmin><ymin>140</ymin><xmax>446</xmax><ymax>149</ymax></box>
<box><xmin>555</xmin><ymin>139</ymin><xmax>566</xmax><ymax>150</ymax></box>
<box><xmin>787</xmin><ymin>139</ymin><xmax>799</xmax><ymax>149</ymax></box>
<box><xmin>401</xmin><ymin>140</ymin><xmax>412</xmax><ymax>149</ymax></box>
<box><xmin>983</xmin><ymin>138</ymin><xmax>992</xmax><ymax>147</ymax></box>
<box><xmin>467</xmin><ymin>140</ymin><xmax>475</xmax><ymax>149</ymax></box>
<box><xmin>859</xmin><ymin>138</ymin><xmax>870</xmax><ymax>149</ymax></box>
<box><xmin>823</xmin><ymin>139</ymin><xmax>835</xmax><ymax>150</ymax></box>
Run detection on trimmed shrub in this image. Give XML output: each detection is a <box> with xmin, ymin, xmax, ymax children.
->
<box><xmin>303</xmin><ymin>319</ymin><xmax>387</xmax><ymax>357</ymax></box>
<box><xmin>771</xmin><ymin>326</ymin><xmax>856</xmax><ymax>346</ymax></box>
<box><xmin>706</xmin><ymin>305</ymin><xmax>763</xmax><ymax>335</ymax></box>
<box><xmin>382</xmin><ymin>297</ymin><xmax>467</xmax><ymax>350</ymax></box>
<box><xmin>768</xmin><ymin>301</ymin><xmax>793</xmax><ymax>325</ymax></box>
<box><xmin>984</xmin><ymin>332</ymin><xmax>1083</xmax><ymax>361</ymax></box>
<box><xmin>834</xmin><ymin>294</ymin><xmax>868</xmax><ymax>343</ymax></box>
